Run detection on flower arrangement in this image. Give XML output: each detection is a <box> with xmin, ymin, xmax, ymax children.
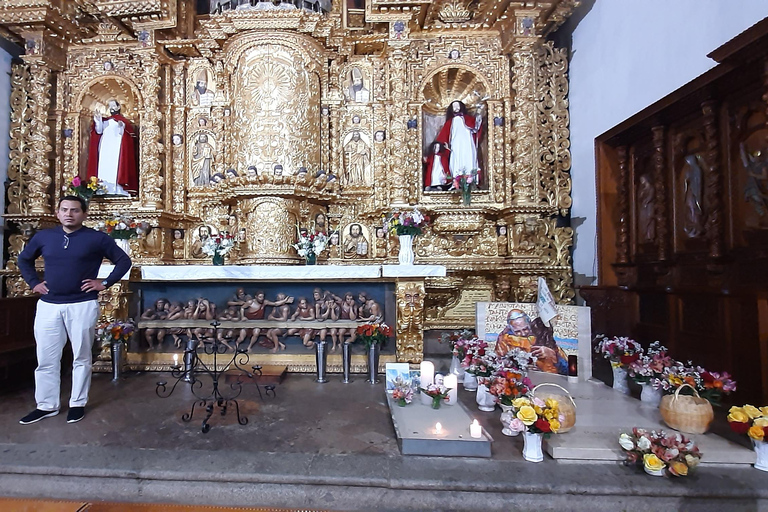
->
<box><xmin>627</xmin><ymin>341</ymin><xmax>674</xmax><ymax>388</ymax></box>
<box><xmin>619</xmin><ymin>428</ymin><xmax>701</xmax><ymax>477</ymax></box>
<box><xmin>483</xmin><ymin>369</ymin><xmax>533</xmax><ymax>406</ymax></box>
<box><xmin>658</xmin><ymin>362</ymin><xmax>736</xmax><ymax>406</ymax></box>
<box><xmin>392</xmin><ymin>376</ymin><xmax>414</xmax><ymax>407</ymax></box>
<box><xmin>293</xmin><ymin>227</ymin><xmax>328</xmax><ymax>263</ymax></box>
<box><xmin>440</xmin><ymin>329</ymin><xmax>474</xmax><ymax>361</ymax></box>
<box><xmin>96</xmin><ymin>213</ymin><xmax>148</xmax><ymax>240</ymax></box>
<box><xmin>453</xmin><ymin>168</ymin><xmax>479</xmax><ymax>206</ymax></box>
<box><xmin>96</xmin><ymin>319</ymin><xmax>135</xmax><ymax>345</ymax></box>
<box><xmin>64</xmin><ymin>176</ymin><xmax>106</xmax><ymax>203</ymax></box>
<box><xmin>355</xmin><ymin>322</ymin><xmax>392</xmax><ymax>350</ymax></box>
<box><xmin>728</xmin><ymin>405</ymin><xmax>768</xmax><ymax>441</ymax></box>
<box><xmin>202</xmin><ymin>232</ymin><xmax>236</xmax><ymax>265</ymax></box>
<box><xmin>595</xmin><ymin>335</ymin><xmax>643</xmax><ymax>368</ymax></box>
<box><xmin>384</xmin><ymin>208</ymin><xmax>430</xmax><ymax>236</ymax></box>
<box><xmin>506</xmin><ymin>395</ymin><xmax>561</xmax><ymax>435</ymax></box>
<box><xmin>460</xmin><ymin>338</ymin><xmax>498</xmax><ymax>378</ymax></box>
<box><xmin>420</xmin><ymin>383</ymin><xmax>451</xmax><ymax>409</ymax></box>
<box><xmin>496</xmin><ymin>347</ymin><xmax>537</xmax><ymax>375</ymax></box>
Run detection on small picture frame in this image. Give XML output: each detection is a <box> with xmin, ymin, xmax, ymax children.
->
<box><xmin>385</xmin><ymin>362</ymin><xmax>411</xmax><ymax>391</ymax></box>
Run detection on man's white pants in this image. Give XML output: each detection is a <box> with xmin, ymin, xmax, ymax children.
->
<box><xmin>33</xmin><ymin>300</ymin><xmax>100</xmax><ymax>411</ymax></box>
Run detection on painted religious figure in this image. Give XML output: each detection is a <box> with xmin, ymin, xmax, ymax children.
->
<box><xmin>344</xmin><ymin>223</ymin><xmax>369</xmax><ymax>258</ymax></box>
<box><xmin>192</xmin><ymin>133</ymin><xmax>215</xmax><ymax>186</ymax></box>
<box><xmin>192</xmin><ymin>68</ymin><xmax>216</xmax><ymax>107</ymax></box>
<box><xmin>434</xmin><ymin>100</ymin><xmax>482</xmax><ymax>187</ymax></box>
<box><xmin>495</xmin><ymin>309</ymin><xmax>567</xmax><ymax>374</ymax></box>
<box><xmin>345</xmin><ymin>67</ymin><xmax>370</xmax><ymax>103</ymax></box>
<box><xmin>343</xmin><ymin>131</ymin><xmax>372</xmax><ymax>185</ymax></box>
<box><xmin>87</xmin><ymin>99</ymin><xmax>138</xmax><ymax>196</ymax></box>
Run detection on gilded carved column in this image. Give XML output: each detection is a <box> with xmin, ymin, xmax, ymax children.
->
<box><xmin>616</xmin><ymin>145</ymin><xmax>630</xmax><ymax>264</ymax></box>
<box><xmin>510</xmin><ymin>41</ymin><xmax>539</xmax><ymax>205</ymax></box>
<box><xmin>24</xmin><ymin>61</ymin><xmax>53</xmax><ymax>215</ymax></box>
<box><xmin>5</xmin><ymin>64</ymin><xmax>30</xmax><ymax>216</ymax></box>
<box><xmin>701</xmin><ymin>100</ymin><xmax>723</xmax><ymax>259</ymax></box>
<box><xmin>137</xmin><ymin>51</ymin><xmax>163</xmax><ymax>209</ymax></box>
<box><xmin>489</xmin><ymin>100</ymin><xmax>506</xmax><ymax>204</ymax></box>
<box><xmin>171</xmin><ymin>62</ymin><xmax>187</xmax><ymax>214</ymax></box>
<box><xmin>388</xmin><ymin>48</ymin><xmax>409</xmax><ymax>205</ymax></box>
<box><xmin>396</xmin><ymin>280</ymin><xmax>424</xmax><ymax>363</ymax></box>
<box><xmin>651</xmin><ymin>126</ymin><xmax>668</xmax><ymax>261</ymax></box>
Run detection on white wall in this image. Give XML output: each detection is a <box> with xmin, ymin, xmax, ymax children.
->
<box><xmin>0</xmin><ymin>46</ymin><xmax>12</xmax><ymax>265</ymax></box>
<box><xmin>569</xmin><ymin>0</ymin><xmax>768</xmax><ymax>286</ymax></box>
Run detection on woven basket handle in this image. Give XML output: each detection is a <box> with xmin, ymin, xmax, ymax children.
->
<box><xmin>672</xmin><ymin>383</ymin><xmax>700</xmax><ymax>402</ymax></box>
<box><xmin>531</xmin><ymin>382</ymin><xmax>577</xmax><ymax>409</ymax></box>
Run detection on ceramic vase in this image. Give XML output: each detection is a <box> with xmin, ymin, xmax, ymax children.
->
<box><xmin>116</xmin><ymin>238</ymin><xmax>131</xmax><ymax>256</ymax></box>
<box><xmin>612</xmin><ymin>366</ymin><xmax>630</xmax><ymax>395</ymax></box>
<box><xmin>476</xmin><ymin>383</ymin><xmax>495</xmax><ymax>412</ymax></box>
<box><xmin>643</xmin><ymin>464</ymin><xmax>665</xmax><ymax>477</ymax></box>
<box><xmin>754</xmin><ymin>439</ymin><xmax>768</xmax><ymax>472</ymax></box>
<box><xmin>522</xmin><ymin>431</ymin><xmax>544</xmax><ymax>462</ymax></box>
<box><xmin>500</xmin><ymin>404</ymin><xmax>519</xmax><ymax>437</ymax></box>
<box><xmin>449</xmin><ymin>355</ymin><xmax>465</xmax><ymax>383</ymax></box>
<box><xmin>463</xmin><ymin>372</ymin><xmax>478</xmax><ymax>391</ymax></box>
<box><xmin>305</xmin><ymin>253</ymin><xmax>317</xmax><ymax>265</ymax></box>
<box><xmin>640</xmin><ymin>382</ymin><xmax>662</xmax><ymax>407</ymax></box>
<box><xmin>212</xmin><ymin>252</ymin><xmax>224</xmax><ymax>266</ymax></box>
<box><xmin>366</xmin><ymin>343</ymin><xmax>380</xmax><ymax>384</ymax></box>
<box><xmin>398</xmin><ymin>234</ymin><xmax>414</xmax><ymax>265</ymax></box>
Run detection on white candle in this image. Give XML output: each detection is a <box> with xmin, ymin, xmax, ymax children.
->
<box><xmin>470</xmin><ymin>419</ymin><xmax>482</xmax><ymax>439</ymax></box>
<box><xmin>419</xmin><ymin>361</ymin><xmax>434</xmax><ymax>405</ymax></box>
<box><xmin>173</xmin><ymin>354</ymin><xmax>179</xmax><ymax>365</ymax></box>
<box><xmin>445</xmin><ymin>374</ymin><xmax>457</xmax><ymax>405</ymax></box>
<box><xmin>435</xmin><ymin>422</ymin><xmax>442</xmax><ymax>435</ymax></box>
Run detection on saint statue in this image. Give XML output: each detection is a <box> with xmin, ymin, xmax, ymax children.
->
<box><xmin>682</xmin><ymin>154</ymin><xmax>704</xmax><ymax>238</ymax></box>
<box><xmin>637</xmin><ymin>173</ymin><xmax>656</xmax><ymax>243</ymax></box>
<box><xmin>87</xmin><ymin>99</ymin><xmax>138</xmax><ymax>196</ymax></box>
<box><xmin>434</xmin><ymin>100</ymin><xmax>482</xmax><ymax>187</ymax></box>
<box><xmin>346</xmin><ymin>67</ymin><xmax>370</xmax><ymax>103</ymax></box>
<box><xmin>344</xmin><ymin>223</ymin><xmax>369</xmax><ymax>258</ymax></box>
<box><xmin>192</xmin><ymin>134</ymin><xmax>215</xmax><ymax>186</ymax></box>
<box><xmin>423</xmin><ymin>142</ymin><xmax>450</xmax><ymax>190</ymax></box>
<box><xmin>343</xmin><ymin>132</ymin><xmax>372</xmax><ymax>185</ymax></box>
<box><xmin>193</xmin><ymin>70</ymin><xmax>215</xmax><ymax>107</ymax></box>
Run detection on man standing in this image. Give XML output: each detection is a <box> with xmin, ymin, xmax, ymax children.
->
<box><xmin>17</xmin><ymin>196</ymin><xmax>132</xmax><ymax>424</ymax></box>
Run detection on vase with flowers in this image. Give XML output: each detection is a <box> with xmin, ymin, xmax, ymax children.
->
<box><xmin>96</xmin><ymin>213</ymin><xmax>149</xmax><ymax>256</ymax></box>
<box><xmin>96</xmin><ymin>319</ymin><xmax>134</xmax><ymax>381</ymax></box>
<box><xmin>619</xmin><ymin>428</ymin><xmax>702</xmax><ymax>477</ymax></box>
<box><xmin>420</xmin><ymin>383</ymin><xmax>451</xmax><ymax>409</ymax></box>
<box><xmin>627</xmin><ymin>341</ymin><xmax>673</xmax><ymax>406</ymax></box>
<box><xmin>384</xmin><ymin>208</ymin><xmax>430</xmax><ymax>265</ymax></box>
<box><xmin>64</xmin><ymin>176</ymin><xmax>106</xmax><ymax>205</ymax></box>
<box><xmin>202</xmin><ymin>232</ymin><xmax>236</xmax><ymax>266</ymax></box>
<box><xmin>506</xmin><ymin>395</ymin><xmax>562</xmax><ymax>462</ymax></box>
<box><xmin>658</xmin><ymin>362</ymin><xmax>736</xmax><ymax>406</ymax></box>
<box><xmin>293</xmin><ymin>226</ymin><xmax>327</xmax><ymax>265</ymax></box>
<box><xmin>391</xmin><ymin>376</ymin><xmax>414</xmax><ymax>407</ymax></box>
<box><xmin>453</xmin><ymin>168</ymin><xmax>479</xmax><ymax>206</ymax></box>
<box><xmin>595</xmin><ymin>335</ymin><xmax>643</xmax><ymax>395</ymax></box>
<box><xmin>728</xmin><ymin>404</ymin><xmax>768</xmax><ymax>472</ymax></box>
<box><xmin>356</xmin><ymin>322</ymin><xmax>392</xmax><ymax>383</ymax></box>
<box><xmin>440</xmin><ymin>329</ymin><xmax>475</xmax><ymax>384</ymax></box>
<box><xmin>483</xmin><ymin>367</ymin><xmax>533</xmax><ymax>436</ymax></box>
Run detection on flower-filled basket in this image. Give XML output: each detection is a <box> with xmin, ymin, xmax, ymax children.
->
<box><xmin>530</xmin><ymin>382</ymin><xmax>576</xmax><ymax>433</ymax></box>
<box><xmin>659</xmin><ymin>383</ymin><xmax>714</xmax><ymax>435</ymax></box>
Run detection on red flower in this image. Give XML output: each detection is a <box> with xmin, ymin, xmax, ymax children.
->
<box><xmin>729</xmin><ymin>421</ymin><xmax>750</xmax><ymax>435</ymax></box>
<box><xmin>620</xmin><ymin>353</ymin><xmax>640</xmax><ymax>365</ymax></box>
<box><xmin>534</xmin><ymin>418</ymin><xmax>551</xmax><ymax>433</ymax></box>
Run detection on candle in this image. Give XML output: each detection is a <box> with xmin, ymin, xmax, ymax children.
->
<box><xmin>173</xmin><ymin>353</ymin><xmax>179</xmax><ymax>365</ymax></box>
<box><xmin>470</xmin><ymin>419</ymin><xmax>482</xmax><ymax>439</ymax></box>
<box><xmin>568</xmin><ymin>354</ymin><xmax>578</xmax><ymax>383</ymax></box>
<box><xmin>444</xmin><ymin>374</ymin><xmax>457</xmax><ymax>405</ymax></box>
<box><xmin>435</xmin><ymin>422</ymin><xmax>442</xmax><ymax>435</ymax></box>
<box><xmin>419</xmin><ymin>361</ymin><xmax>434</xmax><ymax>388</ymax></box>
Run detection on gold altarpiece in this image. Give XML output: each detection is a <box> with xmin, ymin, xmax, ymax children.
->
<box><xmin>0</xmin><ymin>0</ymin><xmax>578</xmax><ymax>369</ymax></box>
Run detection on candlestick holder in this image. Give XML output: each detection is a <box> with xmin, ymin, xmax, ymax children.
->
<box><xmin>155</xmin><ymin>320</ymin><xmax>276</xmax><ymax>433</ymax></box>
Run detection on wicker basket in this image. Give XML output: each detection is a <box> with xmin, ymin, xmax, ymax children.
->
<box><xmin>659</xmin><ymin>383</ymin><xmax>714</xmax><ymax>435</ymax></box>
<box><xmin>531</xmin><ymin>382</ymin><xmax>576</xmax><ymax>433</ymax></box>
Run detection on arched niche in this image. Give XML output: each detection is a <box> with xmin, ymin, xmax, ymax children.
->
<box><xmin>420</xmin><ymin>66</ymin><xmax>490</xmax><ymax>187</ymax></box>
<box><xmin>74</xmin><ymin>77</ymin><xmax>141</xmax><ymax>179</ymax></box>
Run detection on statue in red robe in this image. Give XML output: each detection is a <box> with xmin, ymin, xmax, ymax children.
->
<box><xmin>434</xmin><ymin>100</ymin><xmax>482</xmax><ymax>188</ymax></box>
<box><xmin>423</xmin><ymin>142</ymin><xmax>450</xmax><ymax>189</ymax></box>
<box><xmin>87</xmin><ymin>99</ymin><xmax>138</xmax><ymax>196</ymax></box>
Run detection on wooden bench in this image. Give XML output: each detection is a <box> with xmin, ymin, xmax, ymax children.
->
<box><xmin>0</xmin><ymin>296</ymin><xmax>38</xmax><ymax>389</ymax></box>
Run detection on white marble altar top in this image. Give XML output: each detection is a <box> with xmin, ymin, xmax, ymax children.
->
<box><xmin>134</xmin><ymin>264</ymin><xmax>446</xmax><ymax>281</ymax></box>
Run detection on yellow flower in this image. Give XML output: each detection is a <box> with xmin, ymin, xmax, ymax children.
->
<box><xmin>748</xmin><ymin>425</ymin><xmax>765</xmax><ymax>441</ymax></box>
<box><xmin>754</xmin><ymin>417</ymin><xmax>768</xmax><ymax>428</ymax></box>
<box><xmin>513</xmin><ymin>397</ymin><xmax>531</xmax><ymax>409</ymax></box>
<box><xmin>727</xmin><ymin>407</ymin><xmax>749</xmax><ymax>423</ymax></box>
<box><xmin>90</xmin><ymin>176</ymin><xmax>98</xmax><ymax>183</ymax></box>
<box><xmin>743</xmin><ymin>405</ymin><xmax>762</xmax><ymax>419</ymax></box>
<box><xmin>533</xmin><ymin>405</ymin><xmax>543</xmax><ymax>415</ymax></box>
<box><xmin>549</xmin><ymin>419</ymin><xmax>560</xmax><ymax>433</ymax></box>
<box><xmin>543</xmin><ymin>409</ymin><xmax>557</xmax><ymax>421</ymax></box>
<box><xmin>545</xmin><ymin>398</ymin><xmax>559</xmax><ymax>410</ymax></box>
<box><xmin>643</xmin><ymin>454</ymin><xmax>665</xmax><ymax>472</ymax></box>
<box><xmin>516</xmin><ymin>405</ymin><xmax>538</xmax><ymax>426</ymax></box>
<box><xmin>669</xmin><ymin>461</ymin><xmax>688</xmax><ymax>477</ymax></box>
<box><xmin>761</xmin><ymin>407</ymin><xmax>768</xmax><ymax>416</ymax></box>
<box><xmin>684</xmin><ymin>454</ymin><xmax>700</xmax><ymax>469</ymax></box>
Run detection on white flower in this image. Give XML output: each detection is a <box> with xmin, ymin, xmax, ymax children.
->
<box><xmin>116</xmin><ymin>222</ymin><xmax>127</xmax><ymax>230</ymax></box>
<box><xmin>618</xmin><ymin>433</ymin><xmax>635</xmax><ymax>451</ymax></box>
<box><xmin>637</xmin><ymin>436</ymin><xmax>651</xmax><ymax>451</ymax></box>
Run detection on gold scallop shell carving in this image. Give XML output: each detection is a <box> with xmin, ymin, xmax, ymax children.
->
<box><xmin>422</xmin><ymin>67</ymin><xmax>487</xmax><ymax>116</ymax></box>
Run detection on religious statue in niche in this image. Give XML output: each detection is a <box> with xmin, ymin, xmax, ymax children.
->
<box><xmin>637</xmin><ymin>173</ymin><xmax>656</xmax><ymax>243</ymax></box>
<box><xmin>328</xmin><ymin>230</ymin><xmax>340</xmax><ymax>258</ymax></box>
<box><xmin>423</xmin><ymin>141</ymin><xmax>450</xmax><ymax>190</ymax></box>
<box><xmin>190</xmin><ymin>225</ymin><xmax>214</xmax><ymax>259</ymax></box>
<box><xmin>171</xmin><ymin>229</ymin><xmax>185</xmax><ymax>260</ymax></box>
<box><xmin>682</xmin><ymin>154</ymin><xmax>705</xmax><ymax>238</ymax></box>
<box><xmin>434</xmin><ymin>100</ymin><xmax>483</xmax><ymax>188</ymax></box>
<box><xmin>375</xmin><ymin>226</ymin><xmax>387</xmax><ymax>258</ymax></box>
<box><xmin>513</xmin><ymin>217</ymin><xmax>539</xmax><ymax>254</ymax></box>
<box><xmin>87</xmin><ymin>99</ymin><xmax>138</xmax><ymax>196</ymax></box>
<box><xmin>314</xmin><ymin>212</ymin><xmax>328</xmax><ymax>234</ymax></box>
<box><xmin>497</xmin><ymin>225</ymin><xmax>508</xmax><ymax>256</ymax></box>
<box><xmin>191</xmin><ymin>133</ymin><xmax>216</xmax><ymax>186</ymax></box>
<box><xmin>739</xmin><ymin>142</ymin><xmax>768</xmax><ymax>222</ymax></box>
<box><xmin>345</xmin><ymin>67</ymin><xmax>370</xmax><ymax>103</ymax></box>
<box><xmin>344</xmin><ymin>223</ymin><xmax>369</xmax><ymax>258</ymax></box>
<box><xmin>192</xmin><ymin>68</ymin><xmax>216</xmax><ymax>107</ymax></box>
<box><xmin>343</xmin><ymin>131</ymin><xmax>372</xmax><ymax>186</ymax></box>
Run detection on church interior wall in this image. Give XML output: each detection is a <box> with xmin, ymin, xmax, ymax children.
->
<box><xmin>0</xmin><ymin>46</ymin><xmax>12</xmax><ymax>267</ymax></box>
<box><xmin>569</xmin><ymin>0</ymin><xmax>768</xmax><ymax>288</ymax></box>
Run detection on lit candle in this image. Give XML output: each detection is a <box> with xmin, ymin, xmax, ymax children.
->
<box><xmin>173</xmin><ymin>353</ymin><xmax>179</xmax><ymax>366</ymax></box>
<box><xmin>470</xmin><ymin>419</ymin><xmax>482</xmax><ymax>439</ymax></box>
<box><xmin>435</xmin><ymin>422</ymin><xmax>442</xmax><ymax>435</ymax></box>
<box><xmin>444</xmin><ymin>374</ymin><xmax>457</xmax><ymax>405</ymax></box>
<box><xmin>419</xmin><ymin>361</ymin><xmax>434</xmax><ymax>406</ymax></box>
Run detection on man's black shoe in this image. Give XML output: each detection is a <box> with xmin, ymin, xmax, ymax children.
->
<box><xmin>19</xmin><ymin>409</ymin><xmax>59</xmax><ymax>425</ymax></box>
<box><xmin>66</xmin><ymin>407</ymin><xmax>85</xmax><ymax>424</ymax></box>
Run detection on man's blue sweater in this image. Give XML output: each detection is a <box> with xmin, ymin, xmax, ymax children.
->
<box><xmin>17</xmin><ymin>226</ymin><xmax>132</xmax><ymax>304</ymax></box>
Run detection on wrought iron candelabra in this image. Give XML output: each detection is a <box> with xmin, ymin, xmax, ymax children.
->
<box><xmin>155</xmin><ymin>320</ymin><xmax>276</xmax><ymax>433</ymax></box>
